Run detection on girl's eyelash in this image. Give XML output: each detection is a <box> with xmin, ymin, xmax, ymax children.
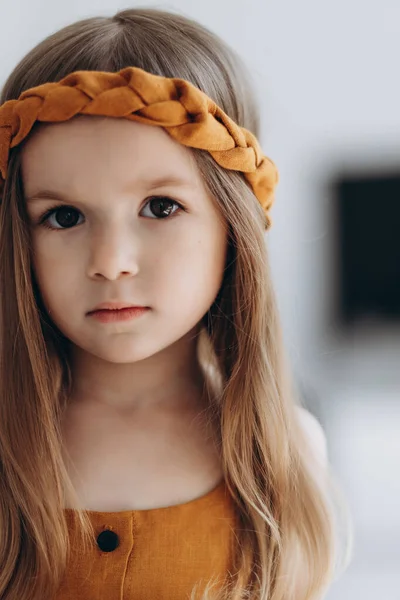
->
<box><xmin>36</xmin><ymin>196</ymin><xmax>185</xmax><ymax>231</ymax></box>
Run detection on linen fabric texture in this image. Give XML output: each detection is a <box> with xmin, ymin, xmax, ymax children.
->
<box><xmin>59</xmin><ymin>479</ymin><xmax>239</xmax><ymax>599</ymax></box>
<box><xmin>0</xmin><ymin>67</ymin><xmax>279</xmax><ymax>227</ymax></box>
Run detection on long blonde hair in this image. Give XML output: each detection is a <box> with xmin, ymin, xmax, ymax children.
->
<box><xmin>0</xmin><ymin>8</ymin><xmax>352</xmax><ymax>600</ymax></box>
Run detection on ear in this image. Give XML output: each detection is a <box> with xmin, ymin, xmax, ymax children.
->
<box><xmin>296</xmin><ymin>406</ymin><xmax>329</xmax><ymax>467</ymax></box>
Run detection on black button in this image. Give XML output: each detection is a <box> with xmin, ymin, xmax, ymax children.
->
<box><xmin>96</xmin><ymin>529</ymin><xmax>120</xmax><ymax>552</ymax></box>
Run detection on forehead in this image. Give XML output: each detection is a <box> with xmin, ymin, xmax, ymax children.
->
<box><xmin>20</xmin><ymin>115</ymin><xmax>201</xmax><ymax>194</ymax></box>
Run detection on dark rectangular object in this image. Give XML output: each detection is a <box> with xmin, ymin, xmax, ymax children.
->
<box><xmin>336</xmin><ymin>173</ymin><xmax>400</xmax><ymax>324</ymax></box>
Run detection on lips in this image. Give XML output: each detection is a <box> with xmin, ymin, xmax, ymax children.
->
<box><xmin>87</xmin><ymin>306</ymin><xmax>150</xmax><ymax>323</ymax></box>
<box><xmin>87</xmin><ymin>301</ymin><xmax>148</xmax><ymax>314</ymax></box>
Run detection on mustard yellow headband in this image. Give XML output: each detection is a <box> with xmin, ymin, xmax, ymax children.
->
<box><xmin>0</xmin><ymin>66</ymin><xmax>279</xmax><ymax>227</ymax></box>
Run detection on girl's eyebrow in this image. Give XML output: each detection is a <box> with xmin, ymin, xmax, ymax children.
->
<box><xmin>25</xmin><ymin>175</ymin><xmax>194</xmax><ymax>203</ymax></box>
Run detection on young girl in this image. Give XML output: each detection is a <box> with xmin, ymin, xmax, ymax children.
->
<box><xmin>0</xmin><ymin>7</ymin><xmax>351</xmax><ymax>600</ymax></box>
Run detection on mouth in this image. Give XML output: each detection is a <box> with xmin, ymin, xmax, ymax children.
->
<box><xmin>88</xmin><ymin>301</ymin><xmax>149</xmax><ymax>313</ymax></box>
<box><xmin>87</xmin><ymin>306</ymin><xmax>150</xmax><ymax>323</ymax></box>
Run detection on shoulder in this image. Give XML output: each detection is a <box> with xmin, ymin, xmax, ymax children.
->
<box><xmin>295</xmin><ymin>406</ymin><xmax>329</xmax><ymax>467</ymax></box>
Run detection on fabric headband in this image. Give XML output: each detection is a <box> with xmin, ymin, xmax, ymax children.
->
<box><xmin>0</xmin><ymin>66</ymin><xmax>279</xmax><ymax>228</ymax></box>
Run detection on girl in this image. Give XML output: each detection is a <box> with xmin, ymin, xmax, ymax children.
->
<box><xmin>0</xmin><ymin>7</ymin><xmax>351</xmax><ymax>600</ymax></box>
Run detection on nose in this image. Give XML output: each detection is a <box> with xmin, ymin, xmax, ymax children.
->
<box><xmin>86</xmin><ymin>222</ymin><xmax>140</xmax><ymax>281</ymax></box>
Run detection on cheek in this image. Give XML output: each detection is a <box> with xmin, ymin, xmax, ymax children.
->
<box><xmin>31</xmin><ymin>247</ymin><xmax>78</xmax><ymax>314</ymax></box>
<box><xmin>160</xmin><ymin>231</ymin><xmax>227</xmax><ymax>311</ymax></box>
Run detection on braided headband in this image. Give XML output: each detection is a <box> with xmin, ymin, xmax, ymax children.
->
<box><xmin>0</xmin><ymin>66</ymin><xmax>279</xmax><ymax>227</ymax></box>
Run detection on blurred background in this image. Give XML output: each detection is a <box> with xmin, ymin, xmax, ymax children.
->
<box><xmin>2</xmin><ymin>1</ymin><xmax>398</xmax><ymax>598</ymax></box>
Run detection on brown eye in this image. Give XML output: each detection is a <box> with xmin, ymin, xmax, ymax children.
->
<box><xmin>52</xmin><ymin>207</ymin><xmax>81</xmax><ymax>228</ymax></box>
<box><xmin>39</xmin><ymin>206</ymin><xmax>83</xmax><ymax>230</ymax></box>
<box><xmin>143</xmin><ymin>197</ymin><xmax>181</xmax><ymax>219</ymax></box>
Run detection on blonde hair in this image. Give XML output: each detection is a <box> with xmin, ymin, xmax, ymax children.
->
<box><xmin>0</xmin><ymin>8</ymin><xmax>352</xmax><ymax>600</ymax></box>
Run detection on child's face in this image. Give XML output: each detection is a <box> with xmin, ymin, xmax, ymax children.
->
<box><xmin>20</xmin><ymin>115</ymin><xmax>228</xmax><ymax>365</ymax></box>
